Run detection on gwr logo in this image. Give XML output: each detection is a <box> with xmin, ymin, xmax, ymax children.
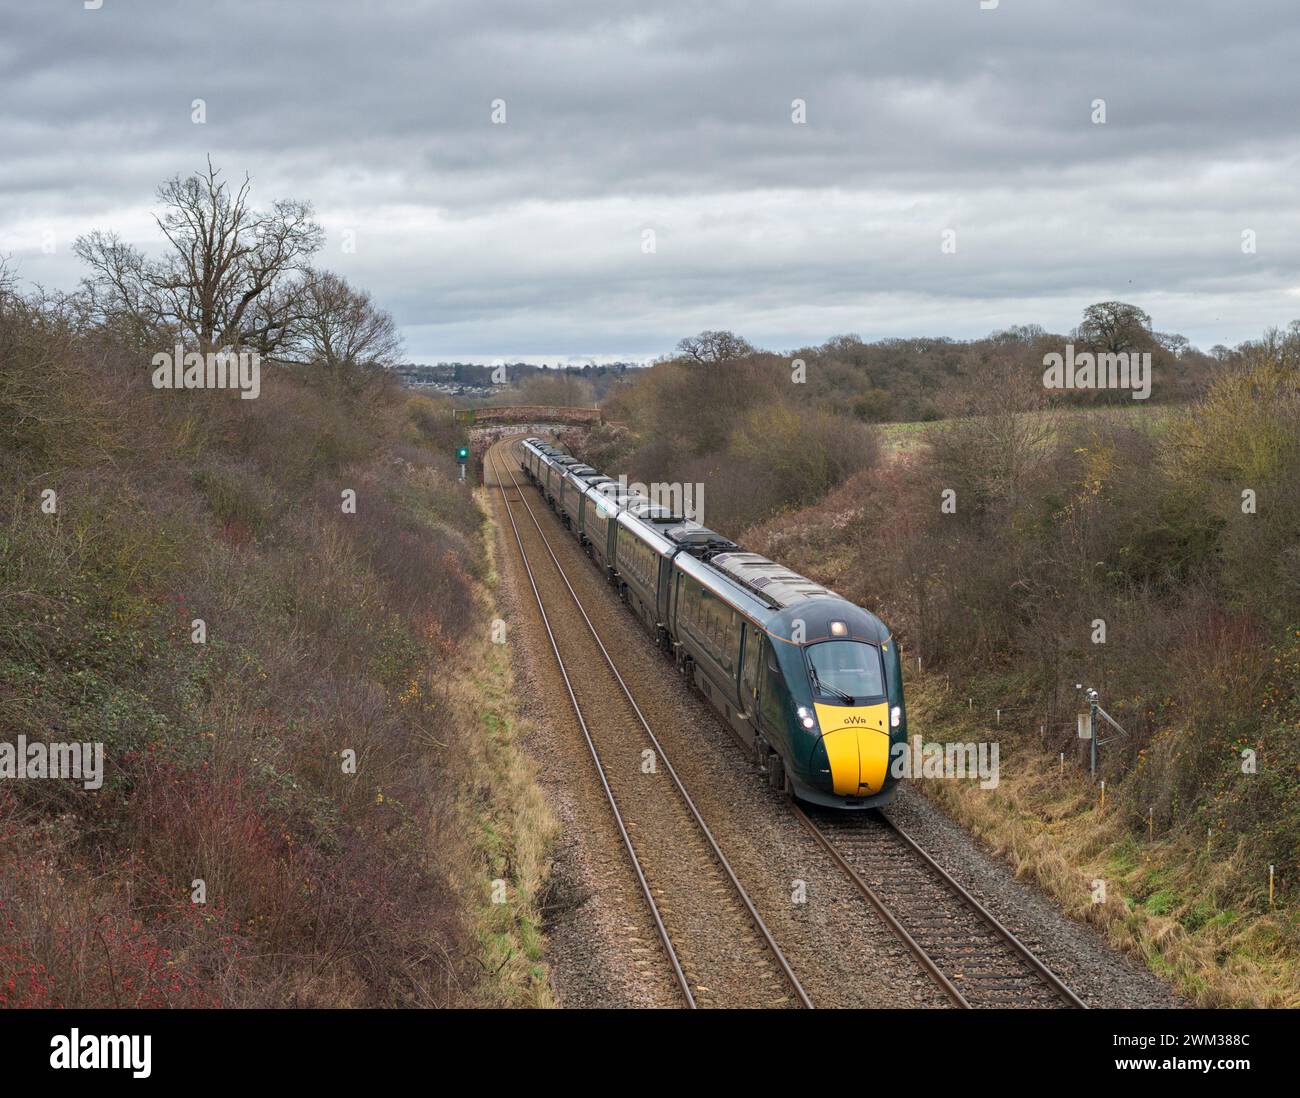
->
<box><xmin>843</xmin><ymin>716</ymin><xmax>870</xmax><ymax>725</ymax></box>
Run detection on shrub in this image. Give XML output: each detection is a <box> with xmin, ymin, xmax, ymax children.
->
<box><xmin>1</xmin><ymin>282</ymin><xmax>487</xmax><ymax>1006</ymax></box>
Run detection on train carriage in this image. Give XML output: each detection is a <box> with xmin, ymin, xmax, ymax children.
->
<box><xmin>520</xmin><ymin>439</ymin><xmax>565</xmax><ymax>489</ymax></box>
<box><xmin>669</xmin><ymin>550</ymin><xmax>773</xmax><ymax>752</ymax></box>
<box><xmin>580</xmin><ymin>482</ymin><xmax>634</xmax><ymax>571</ymax></box>
<box><xmin>518</xmin><ymin>438</ymin><xmax>543</xmax><ymax>480</ymax></box>
<box><xmin>543</xmin><ymin>454</ymin><xmax>582</xmax><ymax>503</ymax></box>
<box><xmin>571</xmin><ymin>473</ymin><xmax>616</xmax><ymax>542</ymax></box>
<box><xmin>612</xmin><ymin>508</ymin><xmax>676</xmax><ymax>636</ymax></box>
<box><xmin>558</xmin><ymin>464</ymin><xmax>606</xmax><ymax>528</ymax></box>
<box><xmin>524</xmin><ymin>439</ymin><xmax>556</xmax><ymax>482</ymax></box>
<box><xmin>512</xmin><ymin>436</ymin><xmax>907</xmax><ymax>809</ymax></box>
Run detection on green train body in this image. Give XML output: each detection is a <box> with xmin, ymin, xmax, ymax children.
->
<box><xmin>517</xmin><ymin>438</ymin><xmax>907</xmax><ymax>808</ymax></box>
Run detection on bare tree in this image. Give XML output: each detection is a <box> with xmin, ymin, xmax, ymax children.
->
<box><xmin>674</xmin><ymin>329</ymin><xmax>756</xmax><ymax>364</ymax></box>
<box><xmin>0</xmin><ymin>255</ymin><xmax>15</xmax><ymax>306</ymax></box>
<box><xmin>515</xmin><ymin>369</ymin><xmax>594</xmax><ymax>407</ymax></box>
<box><xmin>75</xmin><ymin>158</ymin><xmax>323</xmax><ymax>353</ymax></box>
<box><xmin>284</xmin><ymin>269</ymin><xmax>403</xmax><ymax>377</ymax></box>
<box><xmin>69</xmin><ymin>231</ymin><xmax>163</xmax><ymax>346</ymax></box>
<box><xmin>1245</xmin><ymin>321</ymin><xmax>1300</xmax><ymax>369</ymax></box>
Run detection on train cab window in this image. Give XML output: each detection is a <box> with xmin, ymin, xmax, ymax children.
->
<box><xmin>804</xmin><ymin>640</ymin><xmax>885</xmax><ymax>704</ymax></box>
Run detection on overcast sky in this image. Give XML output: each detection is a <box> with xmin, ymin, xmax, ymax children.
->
<box><xmin>3</xmin><ymin>0</ymin><xmax>1298</xmax><ymax>363</ymax></box>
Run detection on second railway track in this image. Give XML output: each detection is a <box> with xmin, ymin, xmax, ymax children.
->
<box><xmin>794</xmin><ymin>804</ymin><xmax>1087</xmax><ymax>1008</ymax></box>
<box><xmin>489</xmin><ymin>439</ymin><xmax>811</xmax><ymax>1009</ymax></box>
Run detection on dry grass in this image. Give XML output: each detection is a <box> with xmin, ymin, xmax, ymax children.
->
<box><xmin>908</xmin><ymin>675</ymin><xmax>1300</xmax><ymax>1007</ymax></box>
<box><xmin>0</xmin><ymin>288</ymin><xmax>559</xmax><ymax>1007</ymax></box>
<box><xmin>445</xmin><ymin>495</ymin><xmax>558</xmax><ymax>1007</ymax></box>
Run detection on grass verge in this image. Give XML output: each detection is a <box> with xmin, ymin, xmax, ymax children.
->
<box><xmin>908</xmin><ymin>673</ymin><xmax>1300</xmax><ymax>1007</ymax></box>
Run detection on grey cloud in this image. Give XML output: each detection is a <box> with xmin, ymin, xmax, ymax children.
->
<box><xmin>2</xmin><ymin>0</ymin><xmax>1298</xmax><ymax>359</ymax></box>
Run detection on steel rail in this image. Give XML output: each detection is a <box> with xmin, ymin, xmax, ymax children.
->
<box><xmin>492</xmin><ymin>440</ymin><xmax>813</xmax><ymax>1009</ymax></box>
<box><xmin>787</xmin><ymin>800</ymin><xmax>971</xmax><ymax>1008</ymax></box>
<box><xmin>873</xmin><ymin>810</ymin><xmax>1087</xmax><ymax>1008</ymax></box>
<box><xmin>792</xmin><ymin>796</ymin><xmax>1085</xmax><ymax>1008</ymax></box>
<box><xmin>488</xmin><ymin>440</ymin><xmax>696</xmax><ymax>1007</ymax></box>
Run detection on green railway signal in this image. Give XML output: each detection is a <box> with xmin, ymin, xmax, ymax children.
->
<box><xmin>456</xmin><ymin>447</ymin><xmax>469</xmax><ymax>464</ymax></box>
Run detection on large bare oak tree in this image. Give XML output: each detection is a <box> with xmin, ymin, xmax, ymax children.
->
<box><xmin>75</xmin><ymin>158</ymin><xmax>323</xmax><ymax>355</ymax></box>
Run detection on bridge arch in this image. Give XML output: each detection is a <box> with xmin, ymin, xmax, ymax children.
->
<box><xmin>462</xmin><ymin>412</ymin><xmax>601</xmax><ymax>481</ymax></box>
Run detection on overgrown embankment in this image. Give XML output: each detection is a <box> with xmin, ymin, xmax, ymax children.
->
<box><xmin>736</xmin><ymin>336</ymin><xmax>1300</xmax><ymax>1007</ymax></box>
<box><xmin>906</xmin><ymin>674</ymin><xmax>1297</xmax><ymax>1007</ymax></box>
<box><xmin>0</xmin><ymin>290</ymin><xmax>553</xmax><ymax>1007</ymax></box>
<box><xmin>563</xmin><ymin>356</ymin><xmax>879</xmax><ymax>533</ymax></box>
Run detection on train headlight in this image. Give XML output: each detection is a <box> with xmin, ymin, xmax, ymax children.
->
<box><xmin>890</xmin><ymin>706</ymin><xmax>901</xmax><ymax>728</ymax></box>
<box><xmin>797</xmin><ymin>706</ymin><xmax>817</xmax><ymax>730</ymax></box>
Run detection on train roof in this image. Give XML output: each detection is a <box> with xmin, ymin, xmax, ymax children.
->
<box><xmin>614</xmin><ymin>507</ymin><xmax>678</xmax><ymax>553</ymax></box>
<box><xmin>766</xmin><ymin>596</ymin><xmax>891</xmax><ymax>645</ymax></box>
<box><xmin>525</xmin><ymin>440</ymin><xmax>891</xmax><ymax>643</ymax></box>
<box><xmin>624</xmin><ymin>499</ymin><xmax>676</xmax><ymax>521</ymax></box>
<box><xmin>674</xmin><ymin>549</ymin><xmax>781</xmax><ymax>622</ymax></box>
<box><xmin>589</xmin><ymin>485</ymin><xmax>643</xmax><ymax>507</ymax></box>
<box><xmin>708</xmin><ymin>552</ymin><xmax>838</xmax><ymax>608</ymax></box>
<box><xmin>708</xmin><ymin>554</ymin><xmax>892</xmax><ymax>643</ymax></box>
<box><xmin>657</xmin><ymin>521</ymin><xmax>737</xmax><ymax>558</ymax></box>
<box><xmin>583</xmin><ymin>483</ymin><xmax>623</xmax><ymax>512</ymax></box>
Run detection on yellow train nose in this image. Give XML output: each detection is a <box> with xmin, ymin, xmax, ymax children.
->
<box><xmin>814</xmin><ymin>703</ymin><xmax>891</xmax><ymax>795</ymax></box>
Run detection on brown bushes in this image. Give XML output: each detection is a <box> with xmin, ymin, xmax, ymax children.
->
<box><xmin>0</xmin><ymin>286</ymin><xmax>489</xmax><ymax>1007</ymax></box>
<box><xmin>597</xmin><ymin>354</ymin><xmax>880</xmax><ymax>529</ymax></box>
<box><xmin>750</xmin><ymin>349</ymin><xmax>1300</xmax><ymax>932</ymax></box>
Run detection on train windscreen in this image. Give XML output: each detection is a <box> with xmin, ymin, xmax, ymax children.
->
<box><xmin>805</xmin><ymin>641</ymin><xmax>885</xmax><ymax>704</ymax></box>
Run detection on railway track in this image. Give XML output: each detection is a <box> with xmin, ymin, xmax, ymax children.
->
<box><xmin>792</xmin><ymin>804</ymin><xmax>1087</xmax><ymax>1008</ymax></box>
<box><xmin>488</xmin><ymin>439</ymin><xmax>812</xmax><ymax>1009</ymax></box>
<box><xmin>491</xmin><ymin>434</ymin><xmax>1085</xmax><ymax>1010</ymax></box>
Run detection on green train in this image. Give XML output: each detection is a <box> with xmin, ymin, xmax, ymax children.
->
<box><xmin>517</xmin><ymin>437</ymin><xmax>907</xmax><ymax>808</ymax></box>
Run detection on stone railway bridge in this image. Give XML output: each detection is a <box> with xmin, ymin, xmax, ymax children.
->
<box><xmin>453</xmin><ymin>405</ymin><xmax>601</xmax><ymax>427</ymax></box>
<box><xmin>455</xmin><ymin>405</ymin><xmax>602</xmax><ymax>477</ymax></box>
